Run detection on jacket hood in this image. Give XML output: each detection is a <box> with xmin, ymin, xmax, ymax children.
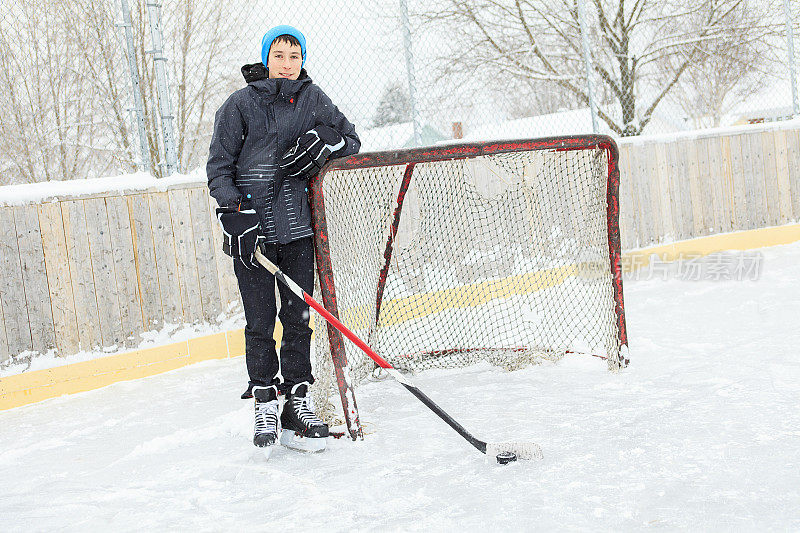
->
<box><xmin>241</xmin><ymin>62</ymin><xmax>311</xmax><ymax>94</ymax></box>
<box><xmin>241</xmin><ymin>62</ymin><xmax>268</xmax><ymax>83</ymax></box>
<box><xmin>242</xmin><ymin>63</ymin><xmax>311</xmax><ymax>85</ymax></box>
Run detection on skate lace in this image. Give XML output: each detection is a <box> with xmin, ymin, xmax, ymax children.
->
<box><xmin>254</xmin><ymin>400</ymin><xmax>279</xmax><ymax>435</ymax></box>
<box><xmin>293</xmin><ymin>395</ymin><xmax>324</xmax><ymax>427</ymax></box>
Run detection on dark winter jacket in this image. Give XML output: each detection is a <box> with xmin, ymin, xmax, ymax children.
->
<box><xmin>207</xmin><ymin>63</ymin><xmax>360</xmax><ymax>244</ymax></box>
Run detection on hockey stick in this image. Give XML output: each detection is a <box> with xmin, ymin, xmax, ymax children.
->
<box><xmin>254</xmin><ymin>248</ymin><xmax>542</xmax><ymax>463</ymax></box>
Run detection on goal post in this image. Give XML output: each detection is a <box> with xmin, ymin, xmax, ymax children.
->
<box><xmin>308</xmin><ymin>135</ymin><xmax>628</xmax><ymax>440</ymax></box>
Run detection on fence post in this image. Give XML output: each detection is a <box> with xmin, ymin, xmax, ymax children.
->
<box><xmin>400</xmin><ymin>0</ymin><xmax>422</xmax><ymax>146</ymax></box>
<box><xmin>785</xmin><ymin>0</ymin><xmax>799</xmax><ymax>116</ymax></box>
<box><xmin>117</xmin><ymin>0</ymin><xmax>151</xmax><ymax>173</ymax></box>
<box><xmin>146</xmin><ymin>1</ymin><xmax>178</xmax><ymax>176</ymax></box>
<box><xmin>576</xmin><ymin>0</ymin><xmax>599</xmax><ymax>133</ymax></box>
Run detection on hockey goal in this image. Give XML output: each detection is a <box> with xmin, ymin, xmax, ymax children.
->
<box><xmin>308</xmin><ymin>136</ymin><xmax>628</xmax><ymax>439</ymax></box>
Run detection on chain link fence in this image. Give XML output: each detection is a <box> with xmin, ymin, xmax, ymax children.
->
<box><xmin>0</xmin><ymin>0</ymin><xmax>798</xmax><ymax>184</ymax></box>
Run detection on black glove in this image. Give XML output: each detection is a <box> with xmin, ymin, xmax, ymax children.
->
<box><xmin>216</xmin><ymin>203</ymin><xmax>264</xmax><ymax>270</ymax></box>
<box><xmin>279</xmin><ymin>125</ymin><xmax>345</xmax><ymax>180</ymax></box>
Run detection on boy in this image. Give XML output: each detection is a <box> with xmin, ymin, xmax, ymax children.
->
<box><xmin>207</xmin><ymin>25</ymin><xmax>360</xmax><ymax>455</ymax></box>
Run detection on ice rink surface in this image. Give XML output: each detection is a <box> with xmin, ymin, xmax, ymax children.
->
<box><xmin>1</xmin><ymin>242</ymin><xmax>799</xmax><ymax>531</ymax></box>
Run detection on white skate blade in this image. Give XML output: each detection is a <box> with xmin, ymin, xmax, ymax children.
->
<box><xmin>280</xmin><ymin>429</ymin><xmax>327</xmax><ymax>453</ymax></box>
<box><xmin>486</xmin><ymin>441</ymin><xmax>543</xmax><ymax>461</ymax></box>
<box><xmin>261</xmin><ymin>445</ymin><xmax>274</xmax><ymax>460</ymax></box>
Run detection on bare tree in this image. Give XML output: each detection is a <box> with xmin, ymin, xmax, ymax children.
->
<box><xmin>663</xmin><ymin>2</ymin><xmax>782</xmax><ymax>127</ymax></box>
<box><xmin>502</xmin><ymin>77</ymin><xmax>582</xmax><ymax>119</ymax></box>
<box><xmin>416</xmin><ymin>0</ymin><xmax>779</xmax><ymax>135</ymax></box>
<box><xmin>120</xmin><ymin>0</ymin><xmax>240</xmax><ymax>176</ymax></box>
<box><xmin>0</xmin><ymin>0</ymin><xmax>106</xmax><ymax>183</ymax></box>
<box><xmin>163</xmin><ymin>0</ymin><xmax>240</xmax><ymax>173</ymax></box>
<box><xmin>69</xmin><ymin>0</ymin><xmax>139</xmax><ymax>174</ymax></box>
<box><xmin>0</xmin><ymin>0</ymin><xmax>240</xmax><ymax>184</ymax></box>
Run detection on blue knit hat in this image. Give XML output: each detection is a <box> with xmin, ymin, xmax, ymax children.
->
<box><xmin>261</xmin><ymin>25</ymin><xmax>307</xmax><ymax>68</ymax></box>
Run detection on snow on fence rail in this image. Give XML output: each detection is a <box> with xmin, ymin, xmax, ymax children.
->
<box><xmin>0</xmin><ymin>124</ymin><xmax>799</xmax><ymax>363</ymax></box>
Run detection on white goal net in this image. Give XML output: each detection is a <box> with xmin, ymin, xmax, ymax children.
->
<box><xmin>308</xmin><ymin>137</ymin><xmax>628</xmax><ymax>436</ymax></box>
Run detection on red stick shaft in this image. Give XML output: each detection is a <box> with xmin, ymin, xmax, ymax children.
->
<box><xmin>303</xmin><ymin>292</ymin><xmax>393</xmax><ymax>370</ymax></box>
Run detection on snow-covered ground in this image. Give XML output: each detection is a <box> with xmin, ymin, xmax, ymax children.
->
<box><xmin>1</xmin><ymin>241</ymin><xmax>799</xmax><ymax>531</ymax></box>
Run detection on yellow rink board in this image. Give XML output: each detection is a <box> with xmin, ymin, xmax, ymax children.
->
<box><xmin>2</xmin><ymin>223</ymin><xmax>799</xmax><ymax>412</ymax></box>
<box><xmin>624</xmin><ymin>223</ymin><xmax>800</xmax><ymax>269</ymax></box>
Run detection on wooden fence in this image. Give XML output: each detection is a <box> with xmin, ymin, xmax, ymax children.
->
<box><xmin>0</xmin><ymin>123</ymin><xmax>798</xmax><ymax>363</ymax></box>
<box><xmin>617</xmin><ymin>125</ymin><xmax>800</xmax><ymax>248</ymax></box>
<box><xmin>0</xmin><ymin>186</ymin><xmax>240</xmax><ymax>363</ymax></box>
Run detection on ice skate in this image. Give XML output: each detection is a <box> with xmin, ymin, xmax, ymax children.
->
<box><xmin>280</xmin><ymin>382</ymin><xmax>328</xmax><ymax>453</ymax></box>
<box><xmin>252</xmin><ymin>385</ymin><xmax>280</xmax><ymax>458</ymax></box>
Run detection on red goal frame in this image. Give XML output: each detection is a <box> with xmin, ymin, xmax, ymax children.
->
<box><xmin>309</xmin><ymin>135</ymin><xmax>628</xmax><ymax>440</ymax></box>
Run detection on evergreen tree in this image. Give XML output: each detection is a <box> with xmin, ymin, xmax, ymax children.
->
<box><xmin>372</xmin><ymin>82</ymin><xmax>411</xmax><ymax>128</ymax></box>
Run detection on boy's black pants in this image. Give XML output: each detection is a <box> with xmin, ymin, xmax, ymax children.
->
<box><xmin>233</xmin><ymin>237</ymin><xmax>315</xmax><ymax>395</ymax></box>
